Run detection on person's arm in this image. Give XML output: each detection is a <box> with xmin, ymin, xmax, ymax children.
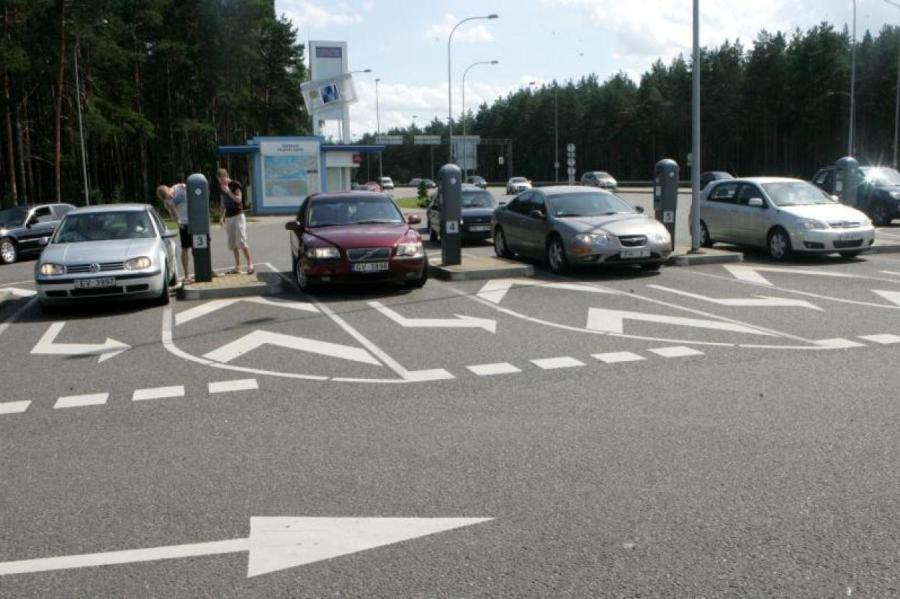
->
<box><xmin>163</xmin><ymin>199</ymin><xmax>179</xmax><ymax>225</ymax></box>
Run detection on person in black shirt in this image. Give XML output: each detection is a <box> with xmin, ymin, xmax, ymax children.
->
<box><xmin>217</xmin><ymin>168</ymin><xmax>254</xmax><ymax>274</ymax></box>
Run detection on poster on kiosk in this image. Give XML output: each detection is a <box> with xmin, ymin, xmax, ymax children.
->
<box><xmin>259</xmin><ymin>140</ymin><xmax>321</xmax><ymax>209</ymax></box>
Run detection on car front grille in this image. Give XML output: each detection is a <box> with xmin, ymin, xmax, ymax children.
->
<box><xmin>463</xmin><ymin>216</ymin><xmax>492</xmax><ymax>224</ymax></box>
<box><xmin>347</xmin><ymin>247</ymin><xmax>391</xmax><ymax>262</ymax></box>
<box><xmin>834</xmin><ymin>239</ymin><xmax>864</xmax><ymax>249</ymax></box>
<box><xmin>70</xmin><ymin>287</ymin><xmax>124</xmax><ymax>297</ymax></box>
<box><xmin>66</xmin><ymin>262</ymin><xmax>124</xmax><ymax>274</ymax></box>
<box><xmin>828</xmin><ymin>221</ymin><xmax>863</xmax><ymax>229</ymax></box>
<box><xmin>618</xmin><ymin>235</ymin><xmax>648</xmax><ymax>247</ymax></box>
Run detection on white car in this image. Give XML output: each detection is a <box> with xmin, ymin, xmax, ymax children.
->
<box><xmin>581</xmin><ymin>171</ymin><xmax>617</xmax><ymax>190</ymax></box>
<box><xmin>506</xmin><ymin>177</ymin><xmax>532</xmax><ymax>195</ymax></box>
<box><xmin>699</xmin><ymin>177</ymin><xmax>876</xmax><ymax>260</ymax></box>
<box><xmin>34</xmin><ymin>204</ymin><xmax>179</xmax><ymax>311</ymax></box>
<box><xmin>380</xmin><ymin>176</ymin><xmax>395</xmax><ymax>191</ymax></box>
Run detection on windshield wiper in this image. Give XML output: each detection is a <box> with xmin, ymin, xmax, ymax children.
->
<box><xmin>353</xmin><ymin>219</ymin><xmax>400</xmax><ymax>224</ymax></box>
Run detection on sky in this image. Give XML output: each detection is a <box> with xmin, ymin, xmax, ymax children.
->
<box><xmin>276</xmin><ymin>0</ymin><xmax>899</xmax><ymax>140</ymax></box>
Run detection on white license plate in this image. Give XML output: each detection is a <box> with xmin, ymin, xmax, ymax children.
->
<box><xmin>838</xmin><ymin>233</ymin><xmax>862</xmax><ymax>241</ymax></box>
<box><xmin>74</xmin><ymin>277</ymin><xmax>116</xmax><ymax>289</ymax></box>
<box><xmin>351</xmin><ymin>262</ymin><xmax>389</xmax><ymax>273</ymax></box>
<box><xmin>468</xmin><ymin>225</ymin><xmax>491</xmax><ymax>232</ymax></box>
<box><xmin>620</xmin><ymin>249</ymin><xmax>651</xmax><ymax>259</ymax></box>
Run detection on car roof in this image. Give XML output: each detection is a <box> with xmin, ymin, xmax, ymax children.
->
<box><xmin>69</xmin><ymin>203</ymin><xmax>151</xmax><ymax>214</ymax></box>
<box><xmin>719</xmin><ymin>177</ymin><xmax>804</xmax><ymax>185</ymax></box>
<box><xmin>538</xmin><ymin>185</ymin><xmax>614</xmax><ymax>196</ymax></box>
<box><xmin>461</xmin><ymin>184</ymin><xmax>488</xmax><ymax>190</ymax></box>
<box><xmin>312</xmin><ymin>191</ymin><xmax>390</xmax><ymax>201</ymax></box>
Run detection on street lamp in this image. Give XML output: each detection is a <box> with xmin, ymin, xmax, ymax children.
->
<box><xmin>849</xmin><ymin>0</ymin><xmax>857</xmax><ymax>156</ymax></box>
<box><xmin>461</xmin><ymin>60</ymin><xmax>498</xmax><ymax>179</ymax></box>
<box><xmin>690</xmin><ymin>0</ymin><xmax>701</xmax><ymax>251</ymax></box>
<box><xmin>349</xmin><ymin>69</ymin><xmax>372</xmax><ymax>74</ymax></box>
<box><xmin>885</xmin><ymin>0</ymin><xmax>900</xmax><ymax>167</ymax></box>
<box><xmin>74</xmin><ymin>32</ymin><xmax>89</xmax><ymax>206</ymax></box>
<box><xmin>447</xmin><ymin>14</ymin><xmax>498</xmax><ymax>163</ymax></box>
<box><xmin>375</xmin><ymin>77</ymin><xmax>382</xmax><ymax>178</ymax></box>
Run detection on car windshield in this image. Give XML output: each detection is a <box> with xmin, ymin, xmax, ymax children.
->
<box><xmin>308</xmin><ymin>196</ymin><xmax>403</xmax><ymax>227</ymax></box>
<box><xmin>0</xmin><ymin>206</ymin><xmax>27</xmax><ymax>228</ymax></box>
<box><xmin>597</xmin><ymin>172</ymin><xmax>611</xmax><ymax>177</ymax></box>
<box><xmin>53</xmin><ymin>211</ymin><xmax>156</xmax><ymax>243</ymax></box>
<box><xmin>462</xmin><ymin>192</ymin><xmax>496</xmax><ymax>209</ymax></box>
<box><xmin>862</xmin><ymin>167</ymin><xmax>900</xmax><ymax>186</ymax></box>
<box><xmin>762</xmin><ymin>181</ymin><xmax>836</xmax><ymax>206</ymax></box>
<box><xmin>510</xmin><ymin>178</ymin><xmax>526</xmax><ymax>183</ymax></box>
<box><xmin>548</xmin><ymin>192</ymin><xmax>635</xmax><ymax>217</ymax></box>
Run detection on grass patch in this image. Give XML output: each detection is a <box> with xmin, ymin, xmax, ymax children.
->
<box><xmin>393</xmin><ymin>197</ymin><xmax>425</xmax><ymax>209</ymax></box>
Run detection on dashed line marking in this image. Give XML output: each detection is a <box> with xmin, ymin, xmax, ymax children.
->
<box><xmin>530</xmin><ymin>357</ymin><xmax>585</xmax><ymax>370</ymax></box>
<box><xmin>467</xmin><ymin>363</ymin><xmax>521</xmax><ymax>376</ymax></box>
<box><xmin>814</xmin><ymin>338</ymin><xmax>867</xmax><ymax>349</ymax></box>
<box><xmin>54</xmin><ymin>393</ymin><xmax>109</xmax><ymax>409</ymax></box>
<box><xmin>649</xmin><ymin>346</ymin><xmax>705</xmax><ymax>358</ymax></box>
<box><xmin>858</xmin><ymin>334</ymin><xmax>900</xmax><ymax>345</ymax></box>
<box><xmin>592</xmin><ymin>352</ymin><xmax>645</xmax><ymax>364</ymax></box>
<box><xmin>209</xmin><ymin>379</ymin><xmax>259</xmax><ymax>394</ymax></box>
<box><xmin>0</xmin><ymin>400</ymin><xmax>31</xmax><ymax>415</ymax></box>
<box><xmin>132</xmin><ymin>386</ymin><xmax>185</xmax><ymax>402</ymax></box>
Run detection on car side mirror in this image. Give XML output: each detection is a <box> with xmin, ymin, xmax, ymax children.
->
<box><xmin>831</xmin><ymin>194</ymin><xmax>839</xmax><ymax>201</ymax></box>
<box><xmin>407</xmin><ymin>214</ymin><xmax>422</xmax><ymax>225</ymax></box>
<box><xmin>635</xmin><ymin>206</ymin><xmax>645</xmax><ymax>214</ymax></box>
<box><xmin>285</xmin><ymin>220</ymin><xmax>302</xmax><ymax>232</ymax></box>
<box><xmin>162</xmin><ymin>229</ymin><xmax>178</xmax><ymax>239</ymax></box>
<box><xmin>529</xmin><ymin>209</ymin><xmax>545</xmax><ymax>220</ymax></box>
<box><xmin>748</xmin><ymin>198</ymin><xmax>765</xmax><ymax>208</ymax></box>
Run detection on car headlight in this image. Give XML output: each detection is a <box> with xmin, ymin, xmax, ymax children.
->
<box><xmin>890</xmin><ymin>191</ymin><xmax>900</xmax><ymax>199</ymax></box>
<box><xmin>305</xmin><ymin>246</ymin><xmax>340</xmax><ymax>259</ymax></box>
<box><xmin>652</xmin><ymin>230</ymin><xmax>671</xmax><ymax>242</ymax></box>
<box><xmin>395</xmin><ymin>242</ymin><xmax>424</xmax><ymax>258</ymax></box>
<box><xmin>39</xmin><ymin>263</ymin><xmax>65</xmax><ymax>276</ymax></box>
<box><xmin>574</xmin><ymin>233</ymin><xmax>610</xmax><ymax>245</ymax></box>
<box><xmin>124</xmin><ymin>256</ymin><xmax>152</xmax><ymax>270</ymax></box>
<box><xmin>797</xmin><ymin>218</ymin><xmax>828</xmax><ymax>230</ymax></box>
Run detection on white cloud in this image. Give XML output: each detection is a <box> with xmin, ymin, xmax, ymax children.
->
<box><xmin>278</xmin><ymin>0</ymin><xmax>363</xmax><ymax>29</ymax></box>
<box><xmin>423</xmin><ymin>13</ymin><xmax>497</xmax><ymax>43</ymax></box>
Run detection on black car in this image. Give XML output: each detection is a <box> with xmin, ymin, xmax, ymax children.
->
<box><xmin>700</xmin><ymin>171</ymin><xmax>734</xmax><ymax>190</ymax></box>
<box><xmin>0</xmin><ymin>203</ymin><xmax>76</xmax><ymax>264</ymax></box>
<box><xmin>812</xmin><ymin>165</ymin><xmax>900</xmax><ymax>226</ymax></box>
<box><xmin>427</xmin><ymin>185</ymin><xmax>496</xmax><ymax>243</ymax></box>
<box><xmin>466</xmin><ymin>175</ymin><xmax>488</xmax><ymax>189</ymax></box>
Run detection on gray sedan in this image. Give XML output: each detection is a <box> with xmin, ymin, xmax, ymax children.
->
<box><xmin>492</xmin><ymin>186</ymin><xmax>672</xmax><ymax>273</ymax></box>
<box><xmin>34</xmin><ymin>204</ymin><xmax>179</xmax><ymax>310</ymax></box>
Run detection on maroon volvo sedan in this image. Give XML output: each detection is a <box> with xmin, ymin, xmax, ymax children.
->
<box><xmin>285</xmin><ymin>191</ymin><xmax>428</xmax><ymax>292</ymax></box>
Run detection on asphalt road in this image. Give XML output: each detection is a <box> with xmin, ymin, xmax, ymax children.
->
<box><xmin>4</xmin><ymin>217</ymin><xmax>900</xmax><ymax>596</ymax></box>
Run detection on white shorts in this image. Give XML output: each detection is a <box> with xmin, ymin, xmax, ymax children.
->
<box><xmin>225</xmin><ymin>213</ymin><xmax>248</xmax><ymax>250</ymax></box>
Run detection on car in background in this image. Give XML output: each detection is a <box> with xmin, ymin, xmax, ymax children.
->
<box><xmin>427</xmin><ymin>184</ymin><xmax>497</xmax><ymax>243</ymax></box>
<box><xmin>699</xmin><ymin>177</ymin><xmax>875</xmax><ymax>260</ymax></box>
<box><xmin>492</xmin><ymin>186</ymin><xmax>671</xmax><ymax>273</ymax></box>
<box><xmin>34</xmin><ymin>204</ymin><xmax>178</xmax><ymax>310</ymax></box>
<box><xmin>580</xmin><ymin>171</ymin><xmax>617</xmax><ymax>190</ymax></box>
<box><xmin>812</xmin><ymin>165</ymin><xmax>900</xmax><ymax>226</ymax></box>
<box><xmin>285</xmin><ymin>191</ymin><xmax>427</xmax><ymax>292</ymax></box>
<box><xmin>506</xmin><ymin>177</ymin><xmax>532</xmax><ymax>195</ymax></box>
<box><xmin>380</xmin><ymin>176</ymin><xmax>395</xmax><ymax>191</ymax></box>
<box><xmin>700</xmin><ymin>171</ymin><xmax>734</xmax><ymax>190</ymax></box>
<box><xmin>466</xmin><ymin>175</ymin><xmax>488</xmax><ymax>189</ymax></box>
<box><xmin>409</xmin><ymin>178</ymin><xmax>437</xmax><ymax>190</ymax></box>
<box><xmin>361</xmin><ymin>181</ymin><xmax>383</xmax><ymax>192</ymax></box>
<box><xmin>0</xmin><ymin>202</ymin><xmax>76</xmax><ymax>264</ymax></box>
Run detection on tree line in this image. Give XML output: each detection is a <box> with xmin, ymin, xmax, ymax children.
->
<box><xmin>366</xmin><ymin>22</ymin><xmax>900</xmax><ymax>184</ymax></box>
<box><xmin>0</xmin><ymin>0</ymin><xmax>308</xmax><ymax>209</ymax></box>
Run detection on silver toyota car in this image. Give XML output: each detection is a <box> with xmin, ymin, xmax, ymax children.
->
<box><xmin>492</xmin><ymin>186</ymin><xmax>672</xmax><ymax>273</ymax></box>
<box><xmin>34</xmin><ymin>204</ymin><xmax>179</xmax><ymax>310</ymax></box>
<box><xmin>699</xmin><ymin>177</ymin><xmax>875</xmax><ymax>260</ymax></box>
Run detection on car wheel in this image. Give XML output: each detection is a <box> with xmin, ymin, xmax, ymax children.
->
<box><xmin>546</xmin><ymin>235</ymin><xmax>569</xmax><ymax>274</ymax></box>
<box><xmin>700</xmin><ymin>221</ymin><xmax>713</xmax><ymax>248</ymax></box>
<box><xmin>870</xmin><ymin>202</ymin><xmax>891</xmax><ymax>227</ymax></box>
<box><xmin>640</xmin><ymin>262</ymin><xmax>662</xmax><ymax>272</ymax></box>
<box><xmin>157</xmin><ymin>264</ymin><xmax>171</xmax><ymax>305</ymax></box>
<box><xmin>405</xmin><ymin>266</ymin><xmax>429</xmax><ymax>289</ymax></box>
<box><xmin>767</xmin><ymin>228</ymin><xmax>792</xmax><ymax>261</ymax></box>
<box><xmin>0</xmin><ymin>237</ymin><xmax>18</xmax><ymax>264</ymax></box>
<box><xmin>494</xmin><ymin>226</ymin><xmax>512</xmax><ymax>258</ymax></box>
<box><xmin>294</xmin><ymin>256</ymin><xmax>317</xmax><ymax>293</ymax></box>
<box><xmin>839</xmin><ymin>251</ymin><xmax>863</xmax><ymax>259</ymax></box>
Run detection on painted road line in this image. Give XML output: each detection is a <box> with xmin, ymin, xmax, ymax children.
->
<box><xmin>0</xmin><ymin>287</ymin><xmax>36</xmax><ymax>298</ymax></box>
<box><xmin>723</xmin><ymin>264</ymin><xmax>863</xmax><ymax>287</ymax></box>
<box><xmin>586</xmin><ymin>308</ymin><xmax>775</xmax><ymax>336</ymax></box>
<box><xmin>814</xmin><ymin>338</ymin><xmax>867</xmax><ymax>349</ymax></box>
<box><xmin>467</xmin><ymin>363</ymin><xmax>521</xmax><ymax>376</ymax></box>
<box><xmin>592</xmin><ymin>352</ymin><xmax>646</xmax><ymax>364</ymax></box>
<box><xmin>858</xmin><ymin>334</ymin><xmax>900</xmax><ymax>344</ymax></box>
<box><xmin>132</xmin><ymin>386</ymin><xmax>185</xmax><ymax>402</ymax></box>
<box><xmin>369</xmin><ymin>301</ymin><xmax>497</xmax><ymax>333</ymax></box>
<box><xmin>54</xmin><ymin>393</ymin><xmax>109</xmax><ymax>409</ymax></box>
<box><xmin>530</xmin><ymin>357</ymin><xmax>585</xmax><ymax>370</ymax></box>
<box><xmin>649</xmin><ymin>346</ymin><xmax>705</xmax><ymax>358</ymax></box>
<box><xmin>176</xmin><ymin>297</ymin><xmax>318</xmax><ymax>327</ymax></box>
<box><xmin>0</xmin><ymin>400</ymin><xmax>31</xmax><ymax>415</ymax></box>
<box><xmin>209</xmin><ymin>379</ymin><xmax>259</xmax><ymax>394</ymax></box>
<box><xmin>477</xmin><ymin>278</ymin><xmax>614</xmax><ymax>304</ymax></box>
<box><xmin>880</xmin><ymin>271</ymin><xmax>900</xmax><ymax>276</ymax></box>
<box><xmin>204</xmin><ymin>331</ymin><xmax>382</xmax><ymax>366</ymax></box>
<box><xmin>872</xmin><ymin>290</ymin><xmax>900</xmax><ymax>306</ymax></box>
<box><xmin>647</xmin><ymin>284</ymin><xmax>822</xmax><ymax>310</ymax></box>
<box><xmin>31</xmin><ymin>322</ymin><xmax>131</xmax><ymax>363</ymax></box>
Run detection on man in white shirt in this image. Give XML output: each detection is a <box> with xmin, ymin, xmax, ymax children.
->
<box><xmin>157</xmin><ymin>183</ymin><xmax>193</xmax><ymax>282</ymax></box>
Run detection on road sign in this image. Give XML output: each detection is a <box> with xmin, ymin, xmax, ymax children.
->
<box><xmin>566</xmin><ymin>143</ymin><xmax>575</xmax><ymax>152</ymax></box>
<box><xmin>375</xmin><ymin>135</ymin><xmax>403</xmax><ymax>146</ymax></box>
<box><xmin>567</xmin><ymin>157</ymin><xmax>576</xmax><ymax>167</ymax></box>
<box><xmin>413</xmin><ymin>135</ymin><xmax>441</xmax><ymax>145</ymax></box>
<box><xmin>31</xmin><ymin>322</ymin><xmax>130</xmax><ymax>363</ymax></box>
<box><xmin>498</xmin><ymin>156</ymin><xmax>505</xmax><ymax>165</ymax></box>
<box><xmin>567</xmin><ymin>166</ymin><xmax>576</xmax><ymax>175</ymax></box>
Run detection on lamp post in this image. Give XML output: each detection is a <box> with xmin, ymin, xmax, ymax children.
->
<box><xmin>74</xmin><ymin>32</ymin><xmax>89</xmax><ymax>205</ymax></box>
<box><xmin>447</xmin><ymin>14</ymin><xmax>498</xmax><ymax>163</ymax></box>
<box><xmin>690</xmin><ymin>0</ymin><xmax>701</xmax><ymax>251</ymax></box>
<box><xmin>349</xmin><ymin>68</ymin><xmax>372</xmax><ymax>75</ymax></box>
<box><xmin>375</xmin><ymin>77</ymin><xmax>382</xmax><ymax>179</ymax></box>
<box><xmin>461</xmin><ymin>60</ymin><xmax>498</xmax><ymax>179</ymax></box>
<box><xmin>849</xmin><ymin>0</ymin><xmax>857</xmax><ymax>156</ymax></box>
<box><xmin>886</xmin><ymin>0</ymin><xmax>900</xmax><ymax>168</ymax></box>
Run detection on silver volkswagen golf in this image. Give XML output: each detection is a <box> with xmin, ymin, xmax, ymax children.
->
<box><xmin>699</xmin><ymin>177</ymin><xmax>875</xmax><ymax>260</ymax></box>
<box><xmin>492</xmin><ymin>186</ymin><xmax>672</xmax><ymax>273</ymax></box>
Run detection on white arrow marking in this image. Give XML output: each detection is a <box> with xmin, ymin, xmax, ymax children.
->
<box><xmin>203</xmin><ymin>330</ymin><xmax>381</xmax><ymax>366</ymax></box>
<box><xmin>586</xmin><ymin>308</ymin><xmax>775</xmax><ymax>336</ymax></box>
<box><xmin>368</xmin><ymin>301</ymin><xmax>497</xmax><ymax>333</ymax></box>
<box><xmin>176</xmin><ymin>297</ymin><xmax>318</xmax><ymax>326</ymax></box>
<box><xmin>0</xmin><ymin>517</ymin><xmax>492</xmax><ymax>578</ymax></box>
<box><xmin>476</xmin><ymin>278</ymin><xmax>614</xmax><ymax>304</ymax></box>
<box><xmin>31</xmin><ymin>322</ymin><xmax>130</xmax><ymax>363</ymax></box>
<box><xmin>1</xmin><ymin>287</ymin><xmax>36</xmax><ymax>298</ymax></box>
<box><xmin>723</xmin><ymin>264</ymin><xmax>862</xmax><ymax>287</ymax></box>
<box><xmin>648</xmin><ymin>284</ymin><xmax>823</xmax><ymax>310</ymax></box>
<box><xmin>872</xmin><ymin>289</ymin><xmax>900</xmax><ymax>306</ymax></box>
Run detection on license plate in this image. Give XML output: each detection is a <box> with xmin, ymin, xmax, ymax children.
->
<box><xmin>620</xmin><ymin>249</ymin><xmax>651</xmax><ymax>259</ymax></box>
<box><xmin>351</xmin><ymin>262</ymin><xmax>389</xmax><ymax>273</ymax></box>
<box><xmin>74</xmin><ymin>277</ymin><xmax>116</xmax><ymax>289</ymax></box>
<box><xmin>468</xmin><ymin>225</ymin><xmax>491</xmax><ymax>232</ymax></box>
<box><xmin>838</xmin><ymin>233</ymin><xmax>861</xmax><ymax>241</ymax></box>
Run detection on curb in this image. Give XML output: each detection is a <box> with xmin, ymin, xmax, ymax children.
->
<box><xmin>429</xmin><ymin>262</ymin><xmax>534</xmax><ymax>281</ymax></box>
<box><xmin>866</xmin><ymin>243</ymin><xmax>900</xmax><ymax>255</ymax></box>
<box><xmin>667</xmin><ymin>251</ymin><xmax>744</xmax><ymax>266</ymax></box>
<box><xmin>178</xmin><ymin>273</ymin><xmax>283</xmax><ymax>300</ymax></box>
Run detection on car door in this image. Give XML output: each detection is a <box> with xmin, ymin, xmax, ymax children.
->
<box><xmin>703</xmin><ymin>182</ymin><xmax>739</xmax><ymax>242</ymax></box>
<box><xmin>16</xmin><ymin>206</ymin><xmax>58</xmax><ymax>253</ymax></box>
<box><xmin>733</xmin><ymin>183</ymin><xmax>770</xmax><ymax>246</ymax></box>
<box><xmin>150</xmin><ymin>208</ymin><xmax>176</xmax><ymax>271</ymax></box>
<box><xmin>519</xmin><ymin>191</ymin><xmax>552</xmax><ymax>257</ymax></box>
<box><xmin>499</xmin><ymin>193</ymin><xmax>532</xmax><ymax>252</ymax></box>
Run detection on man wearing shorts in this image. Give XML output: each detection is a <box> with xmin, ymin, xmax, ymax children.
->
<box><xmin>217</xmin><ymin>168</ymin><xmax>254</xmax><ymax>274</ymax></box>
<box><xmin>157</xmin><ymin>182</ymin><xmax>193</xmax><ymax>282</ymax></box>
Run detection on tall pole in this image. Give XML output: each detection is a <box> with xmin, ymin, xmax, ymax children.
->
<box><xmin>887</xmin><ymin>0</ymin><xmax>900</xmax><ymax>168</ymax></box>
<box><xmin>447</xmin><ymin>14</ymin><xmax>498</xmax><ymax>164</ymax></box>
<box><xmin>461</xmin><ymin>60</ymin><xmax>498</xmax><ymax>179</ymax></box>
<box><xmin>74</xmin><ymin>34</ymin><xmax>90</xmax><ymax>206</ymax></box>
<box><xmin>554</xmin><ymin>84</ymin><xmax>559</xmax><ymax>182</ymax></box>
<box><xmin>375</xmin><ymin>78</ymin><xmax>382</xmax><ymax>179</ymax></box>
<box><xmin>690</xmin><ymin>0</ymin><xmax>701</xmax><ymax>251</ymax></box>
<box><xmin>849</xmin><ymin>0</ymin><xmax>857</xmax><ymax>156</ymax></box>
